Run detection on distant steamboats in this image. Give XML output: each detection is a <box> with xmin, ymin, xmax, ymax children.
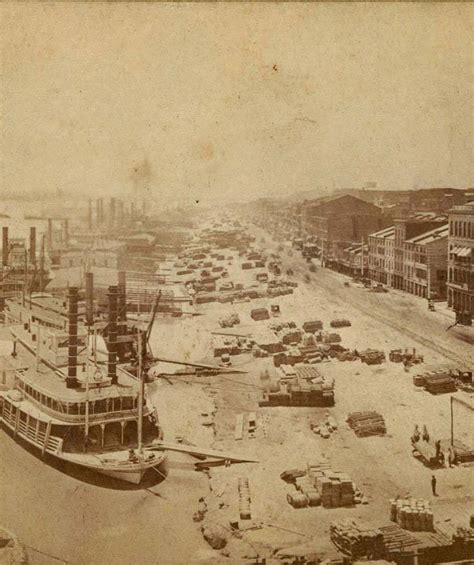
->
<box><xmin>0</xmin><ymin>226</ymin><xmax>51</xmax><ymax>310</ymax></box>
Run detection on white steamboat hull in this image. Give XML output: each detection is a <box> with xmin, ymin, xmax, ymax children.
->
<box><xmin>0</xmin><ymin>400</ymin><xmax>167</xmax><ymax>485</ymax></box>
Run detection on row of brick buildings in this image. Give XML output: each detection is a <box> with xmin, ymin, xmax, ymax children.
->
<box><xmin>301</xmin><ymin>192</ymin><xmax>474</xmax><ymax>323</ymax></box>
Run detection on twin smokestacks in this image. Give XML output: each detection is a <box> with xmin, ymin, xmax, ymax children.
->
<box><xmin>2</xmin><ymin>226</ymin><xmax>37</xmax><ymax>267</ymax></box>
<box><xmin>68</xmin><ymin>276</ymin><xmax>127</xmax><ymax>388</ymax></box>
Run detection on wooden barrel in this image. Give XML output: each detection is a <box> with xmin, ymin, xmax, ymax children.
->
<box><xmin>287</xmin><ymin>493</ymin><xmax>308</xmax><ymax>508</ymax></box>
<box><xmin>306</xmin><ymin>491</ymin><xmax>321</xmax><ymax>507</ymax></box>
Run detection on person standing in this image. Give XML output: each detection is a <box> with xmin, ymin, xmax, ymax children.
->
<box><xmin>431</xmin><ymin>474</ymin><xmax>437</xmax><ymax>496</ymax></box>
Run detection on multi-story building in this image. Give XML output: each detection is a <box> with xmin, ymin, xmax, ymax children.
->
<box><xmin>447</xmin><ymin>202</ymin><xmax>474</xmax><ymax>324</ymax></box>
<box><xmin>338</xmin><ymin>243</ymin><xmax>368</xmax><ymax>277</ymax></box>
<box><xmin>392</xmin><ymin>214</ymin><xmax>447</xmax><ymax>290</ymax></box>
<box><xmin>368</xmin><ymin>226</ymin><xmax>395</xmax><ymax>285</ymax></box>
<box><xmin>403</xmin><ymin>224</ymin><xmax>449</xmax><ymax>300</ymax></box>
<box><xmin>302</xmin><ymin>195</ymin><xmax>388</xmax><ymax>267</ymax></box>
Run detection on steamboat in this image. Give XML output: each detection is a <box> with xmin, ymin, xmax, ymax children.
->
<box><xmin>0</xmin><ymin>286</ymin><xmax>167</xmax><ymax>484</ymax></box>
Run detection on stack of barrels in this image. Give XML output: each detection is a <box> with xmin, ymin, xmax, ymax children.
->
<box><xmin>390</xmin><ymin>498</ymin><xmax>434</xmax><ymax>531</ymax></box>
<box><xmin>238</xmin><ymin>477</ymin><xmax>251</xmax><ymax>520</ymax></box>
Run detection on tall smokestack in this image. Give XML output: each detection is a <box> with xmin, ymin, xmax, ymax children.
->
<box><xmin>47</xmin><ymin>219</ymin><xmax>53</xmax><ymax>249</ymax></box>
<box><xmin>29</xmin><ymin>227</ymin><xmax>36</xmax><ymax>265</ymax></box>
<box><xmin>85</xmin><ymin>272</ymin><xmax>94</xmax><ymax>326</ymax></box>
<box><xmin>2</xmin><ymin>227</ymin><xmax>9</xmax><ymax>267</ymax></box>
<box><xmin>88</xmin><ymin>199</ymin><xmax>93</xmax><ymax>230</ymax></box>
<box><xmin>107</xmin><ymin>285</ymin><xmax>118</xmax><ymax>385</ymax></box>
<box><xmin>131</xmin><ymin>202</ymin><xmax>135</xmax><ymax>221</ymax></box>
<box><xmin>118</xmin><ymin>271</ymin><xmax>126</xmax><ymax>322</ymax></box>
<box><xmin>99</xmin><ymin>198</ymin><xmax>104</xmax><ymax>224</ymax></box>
<box><xmin>110</xmin><ymin>198</ymin><xmax>116</xmax><ymax>228</ymax></box>
<box><xmin>63</xmin><ymin>219</ymin><xmax>69</xmax><ymax>247</ymax></box>
<box><xmin>66</xmin><ymin>287</ymin><xmax>80</xmax><ymax>388</ymax></box>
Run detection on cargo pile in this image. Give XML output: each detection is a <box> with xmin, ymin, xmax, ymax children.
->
<box><xmin>347</xmin><ymin>411</ymin><xmax>387</xmax><ymax>437</ymax></box>
<box><xmin>330</xmin><ymin>520</ymin><xmax>385</xmax><ymax>559</ymax></box>
<box><xmin>330</xmin><ymin>319</ymin><xmax>351</xmax><ymax>328</ymax></box>
<box><xmin>359</xmin><ymin>349</ymin><xmax>386</xmax><ymax>365</ymax></box>
<box><xmin>413</xmin><ymin>372</ymin><xmax>456</xmax><ymax>394</ymax></box>
<box><xmin>285</xmin><ymin>461</ymin><xmax>358</xmax><ymax>509</ymax></box>
<box><xmin>218</xmin><ymin>313</ymin><xmax>240</xmax><ymax>328</ymax></box>
<box><xmin>389</xmin><ymin>348</ymin><xmax>423</xmax><ymax>364</ymax></box>
<box><xmin>251</xmin><ymin>308</ymin><xmax>270</xmax><ymax>321</ymax></box>
<box><xmin>311</xmin><ymin>413</ymin><xmax>338</xmax><ymax>439</ymax></box>
<box><xmin>259</xmin><ymin>374</ymin><xmax>335</xmax><ymax>407</ymax></box>
<box><xmin>302</xmin><ymin>320</ymin><xmax>323</xmax><ymax>333</ymax></box>
<box><xmin>390</xmin><ymin>498</ymin><xmax>434</xmax><ymax>531</ymax></box>
<box><xmin>307</xmin><ymin>461</ymin><xmax>356</xmax><ymax>508</ymax></box>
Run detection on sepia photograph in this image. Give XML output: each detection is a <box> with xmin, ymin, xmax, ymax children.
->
<box><xmin>0</xmin><ymin>2</ymin><xmax>473</xmax><ymax>564</ymax></box>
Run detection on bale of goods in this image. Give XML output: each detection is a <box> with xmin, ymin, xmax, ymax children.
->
<box><xmin>390</xmin><ymin>498</ymin><xmax>434</xmax><ymax>531</ymax></box>
<box><xmin>287</xmin><ymin>492</ymin><xmax>309</xmax><ymax>508</ymax></box>
<box><xmin>347</xmin><ymin>411</ymin><xmax>387</xmax><ymax>437</ymax></box>
<box><xmin>241</xmin><ymin>262</ymin><xmax>253</xmax><ymax>270</ymax></box>
<box><xmin>303</xmin><ymin>320</ymin><xmax>323</xmax><ymax>333</ymax></box>
<box><xmin>330</xmin><ymin>520</ymin><xmax>385</xmax><ymax>559</ymax></box>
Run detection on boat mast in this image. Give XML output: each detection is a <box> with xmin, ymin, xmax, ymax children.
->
<box><xmin>137</xmin><ymin>330</ymin><xmax>143</xmax><ymax>455</ymax></box>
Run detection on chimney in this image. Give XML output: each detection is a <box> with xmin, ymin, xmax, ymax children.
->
<box><xmin>29</xmin><ymin>227</ymin><xmax>36</xmax><ymax>265</ymax></box>
<box><xmin>85</xmin><ymin>272</ymin><xmax>94</xmax><ymax>326</ymax></box>
<box><xmin>66</xmin><ymin>287</ymin><xmax>80</xmax><ymax>388</ymax></box>
<box><xmin>107</xmin><ymin>285</ymin><xmax>118</xmax><ymax>385</ymax></box>
<box><xmin>118</xmin><ymin>271</ymin><xmax>126</xmax><ymax>322</ymax></box>
<box><xmin>2</xmin><ymin>227</ymin><xmax>9</xmax><ymax>267</ymax></box>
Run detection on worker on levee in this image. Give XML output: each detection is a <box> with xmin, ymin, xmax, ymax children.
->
<box><xmin>422</xmin><ymin>425</ymin><xmax>430</xmax><ymax>442</ymax></box>
<box><xmin>412</xmin><ymin>425</ymin><xmax>421</xmax><ymax>443</ymax></box>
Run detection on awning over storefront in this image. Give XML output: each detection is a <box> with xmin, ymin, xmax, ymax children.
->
<box><xmin>451</xmin><ymin>246</ymin><xmax>472</xmax><ymax>257</ymax></box>
<box><xmin>457</xmin><ymin>247</ymin><xmax>472</xmax><ymax>258</ymax></box>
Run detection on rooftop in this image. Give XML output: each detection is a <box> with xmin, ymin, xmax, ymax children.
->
<box><xmin>405</xmin><ymin>224</ymin><xmax>449</xmax><ymax>245</ymax></box>
<box><xmin>369</xmin><ymin>226</ymin><xmax>395</xmax><ymax>239</ymax></box>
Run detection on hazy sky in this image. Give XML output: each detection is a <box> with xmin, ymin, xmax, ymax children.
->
<box><xmin>1</xmin><ymin>3</ymin><xmax>473</xmax><ymax>203</ymax></box>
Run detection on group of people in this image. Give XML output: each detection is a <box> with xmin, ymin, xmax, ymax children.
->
<box><xmin>411</xmin><ymin>424</ymin><xmax>458</xmax><ymax>468</ymax></box>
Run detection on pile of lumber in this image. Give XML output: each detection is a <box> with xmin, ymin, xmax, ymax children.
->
<box><xmin>347</xmin><ymin>411</ymin><xmax>387</xmax><ymax>437</ymax></box>
<box><xmin>390</xmin><ymin>498</ymin><xmax>434</xmax><ymax>531</ymax></box>
<box><xmin>330</xmin><ymin>520</ymin><xmax>385</xmax><ymax>559</ymax></box>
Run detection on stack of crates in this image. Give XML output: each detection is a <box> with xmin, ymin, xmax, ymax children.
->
<box><xmin>307</xmin><ymin>461</ymin><xmax>355</xmax><ymax>508</ymax></box>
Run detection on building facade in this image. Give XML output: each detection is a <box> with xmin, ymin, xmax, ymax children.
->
<box><xmin>392</xmin><ymin>215</ymin><xmax>446</xmax><ymax>290</ymax></box>
<box><xmin>302</xmin><ymin>195</ymin><xmax>388</xmax><ymax>267</ymax></box>
<box><xmin>403</xmin><ymin>224</ymin><xmax>449</xmax><ymax>300</ymax></box>
<box><xmin>447</xmin><ymin>203</ymin><xmax>474</xmax><ymax>323</ymax></box>
<box><xmin>368</xmin><ymin>226</ymin><xmax>395</xmax><ymax>285</ymax></box>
